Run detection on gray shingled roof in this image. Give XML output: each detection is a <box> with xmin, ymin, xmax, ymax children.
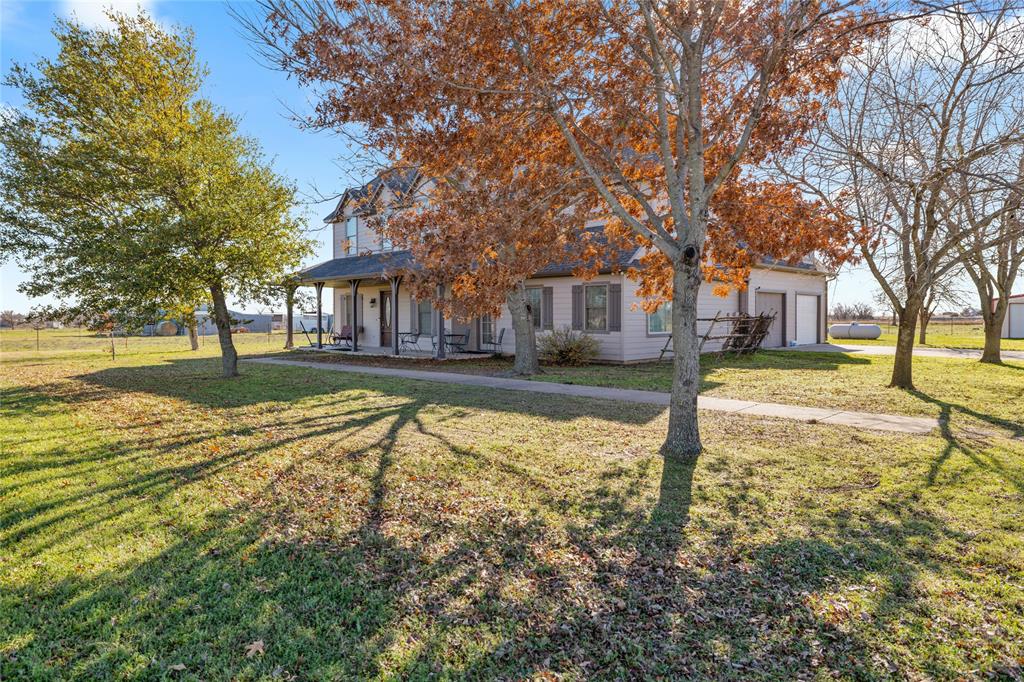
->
<box><xmin>296</xmin><ymin>227</ymin><xmax>639</xmax><ymax>284</ymax></box>
<box><xmin>534</xmin><ymin>226</ymin><xmax>639</xmax><ymax>276</ymax></box>
<box><xmin>297</xmin><ymin>251</ymin><xmax>416</xmax><ymax>283</ymax></box>
<box><xmin>323</xmin><ymin>167</ymin><xmax>421</xmax><ymax>223</ymax></box>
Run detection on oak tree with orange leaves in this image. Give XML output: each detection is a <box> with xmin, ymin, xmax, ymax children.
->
<box><xmin>245</xmin><ymin>0</ymin><xmax>883</xmax><ymax>460</ymax></box>
<box><xmin>377</xmin><ymin>157</ymin><xmax>598</xmax><ymax>375</ymax></box>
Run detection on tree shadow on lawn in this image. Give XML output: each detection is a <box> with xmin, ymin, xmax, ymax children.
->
<box><xmin>908</xmin><ymin>388</ymin><xmax>1024</xmax><ymax>495</ymax></box>
<box><xmin>5</xmin><ymin>436</ymin><xmax>983</xmax><ymax>679</ymax></box>
<box><xmin>74</xmin><ymin>356</ymin><xmax>670</xmax><ymax>423</ymax></box>
<box><xmin>3</xmin><ymin>357</ymin><xmax>1007</xmax><ymax>679</ymax></box>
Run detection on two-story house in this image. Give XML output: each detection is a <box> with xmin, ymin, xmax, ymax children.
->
<box><xmin>296</xmin><ymin>168</ymin><xmax>831</xmax><ymax>361</ymax></box>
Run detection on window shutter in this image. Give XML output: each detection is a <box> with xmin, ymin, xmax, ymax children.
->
<box><xmin>542</xmin><ymin>287</ymin><xmax>554</xmax><ymax>330</ymax></box>
<box><xmin>609</xmin><ymin>283</ymin><xmax>622</xmax><ymax>332</ymax></box>
<box><xmin>357</xmin><ymin>294</ymin><xmax>364</xmax><ymax>333</ymax></box>
<box><xmin>571</xmin><ymin>285</ymin><xmax>583</xmax><ymax>330</ymax></box>
<box><xmin>410</xmin><ymin>298</ymin><xmax>419</xmax><ymax>333</ymax></box>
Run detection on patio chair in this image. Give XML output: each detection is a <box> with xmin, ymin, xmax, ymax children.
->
<box><xmin>445</xmin><ymin>332</ymin><xmax>470</xmax><ymax>354</ymax></box>
<box><xmin>481</xmin><ymin>328</ymin><xmax>505</xmax><ymax>354</ymax></box>
<box><xmin>330</xmin><ymin>325</ymin><xmax>353</xmax><ymax>348</ymax></box>
<box><xmin>399</xmin><ymin>331</ymin><xmax>421</xmax><ymax>353</ymax></box>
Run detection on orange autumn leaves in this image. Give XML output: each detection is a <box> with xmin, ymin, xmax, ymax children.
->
<box><xmin>258</xmin><ymin>0</ymin><xmax>873</xmax><ymax>312</ymax></box>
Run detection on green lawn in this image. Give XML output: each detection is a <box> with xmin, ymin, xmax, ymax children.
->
<box><xmin>2</xmin><ymin>338</ymin><xmax>1023</xmax><ymax>679</ymax></box>
<box><xmin>827</xmin><ymin>321</ymin><xmax>1024</xmax><ymax>352</ymax></box>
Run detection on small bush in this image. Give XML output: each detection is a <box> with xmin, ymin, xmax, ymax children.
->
<box><xmin>538</xmin><ymin>326</ymin><xmax>599</xmax><ymax>366</ymax></box>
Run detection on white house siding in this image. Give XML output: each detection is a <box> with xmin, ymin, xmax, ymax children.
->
<box><xmin>620</xmin><ymin>282</ymin><xmax>739</xmax><ymax>362</ymax></box>
<box><xmin>742</xmin><ymin>268</ymin><xmax>828</xmax><ymax>346</ymax></box>
<box><xmin>486</xmin><ymin>275</ymin><xmax>626</xmax><ymax>362</ymax></box>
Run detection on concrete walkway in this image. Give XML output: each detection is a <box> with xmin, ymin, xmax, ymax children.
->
<box><xmin>781</xmin><ymin>343</ymin><xmax>1024</xmax><ymax>361</ymax></box>
<box><xmin>247</xmin><ymin>357</ymin><xmax>939</xmax><ymax>435</ymax></box>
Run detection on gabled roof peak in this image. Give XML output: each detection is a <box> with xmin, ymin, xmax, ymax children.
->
<box><xmin>323</xmin><ymin>166</ymin><xmax>421</xmax><ymax>223</ymax></box>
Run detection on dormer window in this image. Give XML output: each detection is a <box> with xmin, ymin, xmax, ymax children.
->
<box><xmin>345</xmin><ymin>216</ymin><xmax>358</xmax><ymax>255</ymax></box>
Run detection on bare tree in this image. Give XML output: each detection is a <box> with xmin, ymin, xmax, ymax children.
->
<box><xmin>0</xmin><ymin>310</ymin><xmax>21</xmax><ymax>328</ymax></box>
<box><xmin>945</xmin><ymin>153</ymin><xmax>1024</xmax><ymax>362</ymax></box>
<box><xmin>830</xmin><ymin>301</ymin><xmax>875</xmax><ymax>320</ymax></box>
<box><xmin>783</xmin><ymin>3</ymin><xmax>1024</xmax><ymax>388</ymax></box>
<box><xmin>917</xmin><ymin>274</ymin><xmax>971</xmax><ymax>344</ymax></box>
<box><xmin>26</xmin><ymin>313</ymin><xmax>47</xmax><ymax>351</ymax></box>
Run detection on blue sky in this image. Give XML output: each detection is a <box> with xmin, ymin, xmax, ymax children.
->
<box><xmin>2</xmin><ymin>1</ymin><xmax>1000</xmax><ymax>315</ymax></box>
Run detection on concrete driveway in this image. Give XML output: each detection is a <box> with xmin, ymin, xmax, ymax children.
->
<box><xmin>780</xmin><ymin>343</ymin><xmax>1024</xmax><ymax>361</ymax></box>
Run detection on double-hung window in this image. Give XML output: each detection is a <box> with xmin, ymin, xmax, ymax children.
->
<box><xmin>480</xmin><ymin>314</ymin><xmax>495</xmax><ymax>344</ymax></box>
<box><xmin>345</xmin><ymin>216</ymin><xmax>358</xmax><ymax>255</ymax></box>
<box><xmin>584</xmin><ymin>284</ymin><xmax>608</xmax><ymax>332</ymax></box>
<box><xmin>526</xmin><ymin>288</ymin><xmax>543</xmax><ymax>329</ymax></box>
<box><xmin>417</xmin><ymin>299</ymin><xmax>432</xmax><ymax>334</ymax></box>
<box><xmin>647</xmin><ymin>301</ymin><xmax>671</xmax><ymax>335</ymax></box>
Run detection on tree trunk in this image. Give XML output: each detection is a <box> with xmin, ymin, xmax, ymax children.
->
<box><xmin>980</xmin><ymin>298</ymin><xmax>1007</xmax><ymax>364</ymax></box>
<box><xmin>210</xmin><ymin>283</ymin><xmax>239</xmax><ymax>377</ymax></box>
<box><xmin>918</xmin><ymin>309</ymin><xmax>930</xmax><ymax>345</ymax></box>
<box><xmin>506</xmin><ymin>282</ymin><xmax>539</xmax><ymax>375</ymax></box>
<box><xmin>663</xmin><ymin>262</ymin><xmax>703</xmax><ymax>461</ymax></box>
<box><xmin>889</xmin><ymin>299</ymin><xmax>921</xmax><ymax>390</ymax></box>
<box><xmin>188</xmin><ymin>321</ymin><xmax>199</xmax><ymax>351</ymax></box>
<box><xmin>284</xmin><ymin>286</ymin><xmax>295</xmax><ymax>350</ymax></box>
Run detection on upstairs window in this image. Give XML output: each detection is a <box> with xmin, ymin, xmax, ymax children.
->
<box><xmin>379</xmin><ymin>214</ymin><xmax>393</xmax><ymax>251</ymax></box>
<box><xmin>345</xmin><ymin>216</ymin><xmax>358</xmax><ymax>255</ymax></box>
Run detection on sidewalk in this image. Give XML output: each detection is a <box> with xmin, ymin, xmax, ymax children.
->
<box><xmin>247</xmin><ymin>357</ymin><xmax>939</xmax><ymax>435</ymax></box>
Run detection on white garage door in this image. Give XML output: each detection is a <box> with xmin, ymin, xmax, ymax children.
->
<box><xmin>1010</xmin><ymin>303</ymin><xmax>1024</xmax><ymax>339</ymax></box>
<box><xmin>755</xmin><ymin>292</ymin><xmax>785</xmax><ymax>347</ymax></box>
<box><xmin>795</xmin><ymin>294</ymin><xmax>819</xmax><ymax>345</ymax></box>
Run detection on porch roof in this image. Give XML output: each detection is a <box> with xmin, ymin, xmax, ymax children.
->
<box><xmin>296</xmin><ymin>250</ymin><xmax>416</xmax><ymax>284</ymax></box>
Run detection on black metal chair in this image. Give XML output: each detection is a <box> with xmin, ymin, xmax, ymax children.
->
<box><xmin>398</xmin><ymin>332</ymin><xmax>421</xmax><ymax>353</ymax></box>
<box><xmin>482</xmin><ymin>327</ymin><xmax>505</xmax><ymax>354</ymax></box>
<box><xmin>445</xmin><ymin>333</ymin><xmax>469</xmax><ymax>353</ymax></box>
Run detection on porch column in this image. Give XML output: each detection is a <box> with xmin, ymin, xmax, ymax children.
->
<box><xmin>314</xmin><ymin>281</ymin><xmax>325</xmax><ymax>348</ymax></box>
<box><xmin>390</xmin><ymin>275</ymin><xmax>402</xmax><ymax>356</ymax></box>
<box><xmin>349</xmin><ymin>279</ymin><xmax>361</xmax><ymax>352</ymax></box>
<box><xmin>434</xmin><ymin>283</ymin><xmax>446</xmax><ymax>359</ymax></box>
<box><xmin>284</xmin><ymin>279</ymin><xmax>297</xmax><ymax>350</ymax></box>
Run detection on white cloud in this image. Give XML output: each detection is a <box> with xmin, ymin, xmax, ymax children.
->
<box><xmin>60</xmin><ymin>0</ymin><xmax>158</xmax><ymax>29</ymax></box>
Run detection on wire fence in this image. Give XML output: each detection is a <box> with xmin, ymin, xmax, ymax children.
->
<box><xmin>0</xmin><ymin>327</ymin><xmax>292</xmax><ymax>355</ymax></box>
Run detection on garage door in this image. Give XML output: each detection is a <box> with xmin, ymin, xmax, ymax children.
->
<box><xmin>1010</xmin><ymin>303</ymin><xmax>1024</xmax><ymax>339</ymax></box>
<box><xmin>755</xmin><ymin>292</ymin><xmax>785</xmax><ymax>347</ymax></box>
<box><xmin>795</xmin><ymin>294</ymin><xmax>820</xmax><ymax>345</ymax></box>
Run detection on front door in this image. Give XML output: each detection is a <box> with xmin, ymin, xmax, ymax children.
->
<box><xmin>379</xmin><ymin>290</ymin><xmax>392</xmax><ymax>347</ymax></box>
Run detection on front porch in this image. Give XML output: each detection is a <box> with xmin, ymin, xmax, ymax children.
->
<box><xmin>297</xmin><ymin>344</ymin><xmax>491</xmax><ymax>361</ymax></box>
<box><xmin>293</xmin><ymin>250</ymin><xmax>502</xmax><ymax>360</ymax></box>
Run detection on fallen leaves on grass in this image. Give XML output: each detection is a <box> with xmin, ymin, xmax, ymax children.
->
<box><xmin>245</xmin><ymin>639</ymin><xmax>265</xmax><ymax>658</ymax></box>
